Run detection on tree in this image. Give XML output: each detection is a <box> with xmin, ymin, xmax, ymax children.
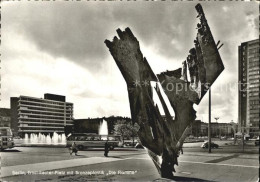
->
<box><xmin>113</xmin><ymin>120</ymin><xmax>139</xmax><ymax>144</ymax></box>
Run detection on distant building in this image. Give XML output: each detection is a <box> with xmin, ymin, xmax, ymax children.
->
<box><xmin>211</xmin><ymin>122</ymin><xmax>235</xmax><ymax>137</ymax></box>
<box><xmin>198</xmin><ymin>121</ymin><xmax>237</xmax><ymax>137</ymax></box>
<box><xmin>200</xmin><ymin>122</ymin><xmax>208</xmax><ymax>136</ymax></box>
<box><xmin>10</xmin><ymin>93</ymin><xmax>73</xmax><ymax>137</ymax></box>
<box><xmin>238</xmin><ymin>39</ymin><xmax>260</xmax><ymax>137</ymax></box>
<box><xmin>190</xmin><ymin>120</ymin><xmax>202</xmax><ymax>137</ymax></box>
<box><xmin>0</xmin><ymin>108</ymin><xmax>11</xmax><ymax>127</ymax></box>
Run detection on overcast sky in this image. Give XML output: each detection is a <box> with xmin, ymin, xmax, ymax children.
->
<box><xmin>1</xmin><ymin>1</ymin><xmax>259</xmax><ymax>123</ymax></box>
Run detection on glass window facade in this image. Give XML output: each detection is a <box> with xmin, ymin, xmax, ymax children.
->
<box><xmin>11</xmin><ymin>94</ymin><xmax>73</xmax><ymax>134</ymax></box>
<box><xmin>238</xmin><ymin>39</ymin><xmax>260</xmax><ymax>136</ymax></box>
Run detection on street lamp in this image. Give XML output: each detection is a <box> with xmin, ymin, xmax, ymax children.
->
<box><xmin>215</xmin><ymin>117</ymin><xmax>220</xmax><ymax>137</ymax></box>
<box><xmin>208</xmin><ymin>88</ymin><xmax>211</xmax><ymax>153</ymax></box>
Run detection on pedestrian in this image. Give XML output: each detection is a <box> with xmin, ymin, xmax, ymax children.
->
<box><xmin>180</xmin><ymin>146</ymin><xmax>183</xmax><ymax>154</ymax></box>
<box><xmin>104</xmin><ymin>141</ymin><xmax>109</xmax><ymax>157</ymax></box>
<box><xmin>70</xmin><ymin>142</ymin><xmax>78</xmax><ymax>156</ymax></box>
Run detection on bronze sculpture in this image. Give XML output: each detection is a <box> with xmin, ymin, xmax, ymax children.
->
<box><xmin>105</xmin><ymin>3</ymin><xmax>224</xmax><ymax>179</ymax></box>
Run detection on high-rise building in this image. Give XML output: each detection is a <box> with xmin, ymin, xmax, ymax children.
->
<box><xmin>238</xmin><ymin>39</ymin><xmax>260</xmax><ymax>137</ymax></box>
<box><xmin>10</xmin><ymin>93</ymin><xmax>73</xmax><ymax>136</ymax></box>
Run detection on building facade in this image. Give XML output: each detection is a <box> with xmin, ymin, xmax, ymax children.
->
<box><xmin>196</xmin><ymin>121</ymin><xmax>237</xmax><ymax>137</ymax></box>
<box><xmin>10</xmin><ymin>93</ymin><xmax>73</xmax><ymax>136</ymax></box>
<box><xmin>238</xmin><ymin>39</ymin><xmax>260</xmax><ymax>137</ymax></box>
<box><xmin>210</xmin><ymin>122</ymin><xmax>236</xmax><ymax>137</ymax></box>
<box><xmin>0</xmin><ymin>108</ymin><xmax>11</xmax><ymax>127</ymax></box>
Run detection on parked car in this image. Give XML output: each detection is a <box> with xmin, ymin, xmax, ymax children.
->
<box><xmin>220</xmin><ymin>136</ymin><xmax>227</xmax><ymax>140</ymax></box>
<box><xmin>123</xmin><ymin>140</ymin><xmax>138</xmax><ymax>147</ymax></box>
<box><xmin>135</xmin><ymin>143</ymin><xmax>144</xmax><ymax>149</ymax></box>
<box><xmin>201</xmin><ymin>141</ymin><xmax>219</xmax><ymax>149</ymax></box>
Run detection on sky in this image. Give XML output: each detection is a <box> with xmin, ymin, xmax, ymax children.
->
<box><xmin>1</xmin><ymin>1</ymin><xmax>259</xmax><ymax>123</ymax></box>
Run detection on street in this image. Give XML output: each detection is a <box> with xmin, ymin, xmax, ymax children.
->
<box><xmin>1</xmin><ymin>141</ymin><xmax>259</xmax><ymax>182</ymax></box>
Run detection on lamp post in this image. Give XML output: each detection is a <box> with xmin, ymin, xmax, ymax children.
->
<box><xmin>215</xmin><ymin>117</ymin><xmax>219</xmax><ymax>138</ymax></box>
<box><xmin>208</xmin><ymin>88</ymin><xmax>211</xmax><ymax>153</ymax></box>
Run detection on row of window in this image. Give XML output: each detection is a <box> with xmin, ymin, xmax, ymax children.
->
<box><xmin>249</xmin><ymin>58</ymin><xmax>259</xmax><ymax>63</ymax></box>
<box><xmin>19</xmin><ymin>115</ymin><xmax>72</xmax><ymax>120</ymax></box>
<box><xmin>249</xmin><ymin>85</ymin><xmax>259</xmax><ymax>89</ymax></box>
<box><xmin>20</xmin><ymin>111</ymin><xmax>65</xmax><ymax>117</ymax></box>
<box><xmin>249</xmin><ymin>80</ymin><xmax>259</xmax><ymax>84</ymax></box>
<box><xmin>250</xmin><ymin>114</ymin><xmax>259</xmax><ymax>118</ymax></box>
<box><xmin>248</xmin><ymin>53</ymin><xmax>259</xmax><ymax>59</ymax></box>
<box><xmin>249</xmin><ymin>88</ymin><xmax>259</xmax><ymax>92</ymax></box>
<box><xmin>19</xmin><ymin>113</ymin><xmax>72</xmax><ymax>119</ymax></box>
<box><xmin>250</xmin><ymin>109</ymin><xmax>260</xmax><ymax>114</ymax></box>
<box><xmin>19</xmin><ymin>111</ymin><xmax>72</xmax><ymax>117</ymax></box>
<box><xmin>20</xmin><ymin>97</ymin><xmax>71</xmax><ymax>106</ymax></box>
<box><xmin>249</xmin><ymin>93</ymin><xmax>259</xmax><ymax>97</ymax></box>
<box><xmin>18</xmin><ymin>129</ymin><xmax>64</xmax><ymax>132</ymax></box>
<box><xmin>250</xmin><ymin>118</ymin><xmax>260</xmax><ymax>122</ymax></box>
<box><xmin>19</xmin><ymin>100</ymin><xmax>73</xmax><ymax>109</ymax></box>
<box><xmin>19</xmin><ymin>104</ymin><xmax>73</xmax><ymax>113</ymax></box>
<box><xmin>248</xmin><ymin>67</ymin><xmax>259</xmax><ymax>72</ymax></box>
<box><xmin>19</xmin><ymin>105</ymin><xmax>73</xmax><ymax>113</ymax></box>
<box><xmin>19</xmin><ymin>120</ymin><xmax>67</xmax><ymax>125</ymax></box>
<box><xmin>19</xmin><ymin>125</ymin><xmax>64</xmax><ymax>129</ymax></box>
<box><xmin>250</xmin><ymin>105</ymin><xmax>260</xmax><ymax>110</ymax></box>
<box><xmin>249</xmin><ymin>75</ymin><xmax>260</xmax><ymax>79</ymax></box>
<box><xmin>249</xmin><ymin>62</ymin><xmax>259</xmax><ymax>68</ymax></box>
<box><xmin>248</xmin><ymin>48</ymin><xmax>259</xmax><ymax>54</ymax></box>
<box><xmin>250</xmin><ymin>101</ymin><xmax>259</xmax><ymax>105</ymax></box>
<box><xmin>18</xmin><ymin>120</ymin><xmax>73</xmax><ymax>126</ymax></box>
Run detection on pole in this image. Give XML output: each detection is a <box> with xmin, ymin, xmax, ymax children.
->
<box><xmin>242</xmin><ymin>127</ymin><xmax>244</xmax><ymax>153</ymax></box>
<box><xmin>208</xmin><ymin>87</ymin><xmax>211</xmax><ymax>153</ymax></box>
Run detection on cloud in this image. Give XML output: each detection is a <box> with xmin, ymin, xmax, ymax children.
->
<box><xmin>3</xmin><ymin>2</ymin><xmax>116</xmax><ymax>71</ymax></box>
<box><xmin>222</xmin><ymin>6</ymin><xmax>229</xmax><ymax>12</ymax></box>
<box><xmin>1</xmin><ymin>1</ymin><xmax>258</xmax><ymax>121</ymax></box>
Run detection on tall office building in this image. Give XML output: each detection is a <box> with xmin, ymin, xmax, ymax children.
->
<box><xmin>238</xmin><ymin>39</ymin><xmax>259</xmax><ymax>137</ymax></box>
<box><xmin>10</xmin><ymin>93</ymin><xmax>73</xmax><ymax>136</ymax></box>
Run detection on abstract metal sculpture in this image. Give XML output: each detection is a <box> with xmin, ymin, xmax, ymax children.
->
<box><xmin>105</xmin><ymin>4</ymin><xmax>224</xmax><ymax>179</ymax></box>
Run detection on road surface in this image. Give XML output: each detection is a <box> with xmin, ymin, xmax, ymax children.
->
<box><xmin>1</xmin><ymin>143</ymin><xmax>258</xmax><ymax>181</ymax></box>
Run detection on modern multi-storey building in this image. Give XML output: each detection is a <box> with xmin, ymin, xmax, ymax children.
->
<box><xmin>10</xmin><ymin>93</ymin><xmax>73</xmax><ymax>137</ymax></box>
<box><xmin>238</xmin><ymin>39</ymin><xmax>260</xmax><ymax>137</ymax></box>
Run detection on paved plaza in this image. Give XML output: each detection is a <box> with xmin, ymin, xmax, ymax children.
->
<box><xmin>1</xmin><ymin>142</ymin><xmax>259</xmax><ymax>182</ymax></box>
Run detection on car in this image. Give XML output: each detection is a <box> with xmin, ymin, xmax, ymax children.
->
<box><xmin>135</xmin><ymin>143</ymin><xmax>144</xmax><ymax>149</ymax></box>
<box><xmin>201</xmin><ymin>141</ymin><xmax>219</xmax><ymax>149</ymax></box>
<box><xmin>255</xmin><ymin>140</ymin><xmax>259</xmax><ymax>146</ymax></box>
<box><xmin>220</xmin><ymin>136</ymin><xmax>227</xmax><ymax>140</ymax></box>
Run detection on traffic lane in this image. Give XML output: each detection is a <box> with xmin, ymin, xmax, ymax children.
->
<box><xmin>3</xmin><ymin>153</ymin><xmax>257</xmax><ymax>182</ymax></box>
<box><xmin>178</xmin><ymin>151</ymin><xmax>258</xmax><ymax>167</ymax></box>
<box><xmin>2</xmin><ymin>147</ymin><xmax>258</xmax><ymax>182</ymax></box>
<box><xmin>183</xmin><ymin>146</ymin><xmax>258</xmax><ymax>154</ymax></box>
<box><xmin>2</xmin><ymin>154</ymin><xmax>160</xmax><ymax>182</ymax></box>
<box><xmin>176</xmin><ymin>160</ymin><xmax>258</xmax><ymax>182</ymax></box>
<box><xmin>218</xmin><ymin>157</ymin><xmax>259</xmax><ymax>167</ymax></box>
<box><xmin>1</xmin><ymin>147</ymin><xmax>147</xmax><ymax>167</ymax></box>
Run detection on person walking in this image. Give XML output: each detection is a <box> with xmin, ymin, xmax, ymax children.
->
<box><xmin>104</xmin><ymin>141</ymin><xmax>109</xmax><ymax>157</ymax></box>
<box><xmin>70</xmin><ymin>142</ymin><xmax>78</xmax><ymax>156</ymax></box>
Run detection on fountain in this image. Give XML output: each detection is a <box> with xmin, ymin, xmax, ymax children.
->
<box><xmin>99</xmin><ymin>119</ymin><xmax>108</xmax><ymax>140</ymax></box>
<box><xmin>18</xmin><ymin>132</ymin><xmax>66</xmax><ymax>146</ymax></box>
